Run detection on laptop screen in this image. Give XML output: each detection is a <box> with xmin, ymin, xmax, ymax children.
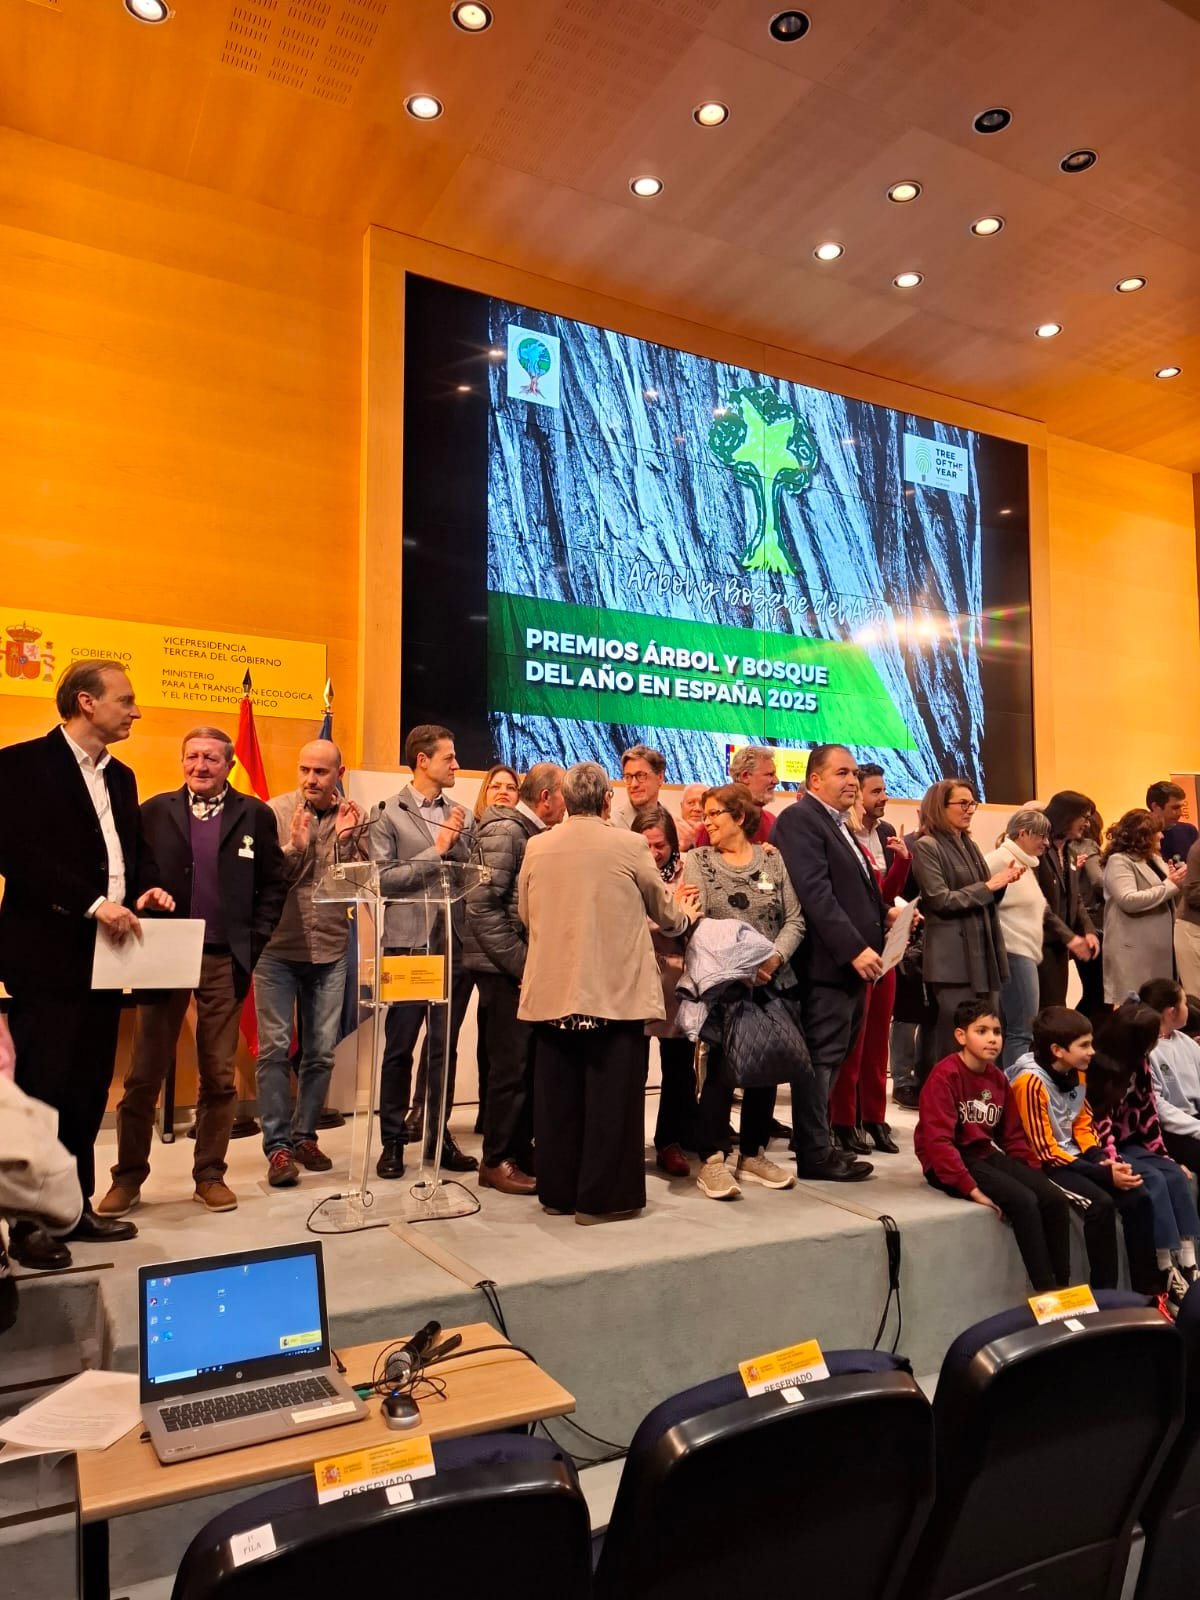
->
<box><xmin>139</xmin><ymin>1242</ymin><xmax>329</xmax><ymax>1400</ymax></box>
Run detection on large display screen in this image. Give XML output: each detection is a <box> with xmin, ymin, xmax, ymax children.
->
<box><xmin>401</xmin><ymin>275</ymin><xmax>1033</xmax><ymax>800</ymax></box>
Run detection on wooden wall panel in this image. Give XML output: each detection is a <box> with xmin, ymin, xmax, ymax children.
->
<box><xmin>1043</xmin><ymin>436</ymin><xmax>1200</xmax><ymax>826</ymax></box>
<box><xmin>0</xmin><ymin>129</ymin><xmax>361</xmax><ymax>798</ymax></box>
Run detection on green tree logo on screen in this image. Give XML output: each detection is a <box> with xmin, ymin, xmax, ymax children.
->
<box><xmin>517</xmin><ymin>337</ymin><xmax>553</xmax><ymax>397</ymax></box>
<box><xmin>708</xmin><ymin>387</ymin><xmax>819</xmax><ymax>574</ymax></box>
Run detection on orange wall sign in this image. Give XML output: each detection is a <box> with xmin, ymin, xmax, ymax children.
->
<box><xmin>0</xmin><ymin>606</ymin><xmax>326</xmax><ymax>720</ymax></box>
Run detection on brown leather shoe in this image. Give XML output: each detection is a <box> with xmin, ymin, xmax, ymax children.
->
<box><xmin>96</xmin><ymin>1183</ymin><xmax>141</xmax><ymax>1218</ymax></box>
<box><xmin>267</xmin><ymin>1150</ymin><xmax>300</xmax><ymax>1187</ymax></box>
<box><xmin>478</xmin><ymin>1159</ymin><xmax>537</xmax><ymax>1195</ymax></box>
<box><xmin>193</xmin><ymin>1181</ymin><xmax>238</xmax><ymax>1212</ymax></box>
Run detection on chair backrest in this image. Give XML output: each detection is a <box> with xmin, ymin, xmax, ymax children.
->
<box><xmin>171</xmin><ymin>1433</ymin><xmax>591</xmax><ymax>1600</ymax></box>
<box><xmin>904</xmin><ymin>1294</ymin><xmax>1183</xmax><ymax>1600</ymax></box>
<box><xmin>593</xmin><ymin>1350</ymin><xmax>934</xmax><ymax>1600</ymax></box>
<box><xmin>1136</xmin><ymin>1279</ymin><xmax>1200</xmax><ymax>1600</ymax></box>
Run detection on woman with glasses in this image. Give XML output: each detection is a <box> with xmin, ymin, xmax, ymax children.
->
<box><xmin>680</xmin><ymin>783</ymin><xmax>804</xmax><ymax>1200</ymax></box>
<box><xmin>911</xmin><ymin>780</ymin><xmax>1023</xmax><ymax>1058</ymax></box>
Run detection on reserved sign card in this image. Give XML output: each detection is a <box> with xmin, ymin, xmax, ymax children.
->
<box><xmin>1028</xmin><ymin>1286</ymin><xmax>1099</xmax><ymax>1326</ymax></box>
<box><xmin>739</xmin><ymin>1339</ymin><xmax>829</xmax><ymax>1397</ymax></box>
<box><xmin>313</xmin><ymin>1436</ymin><xmax>436</xmax><ymax>1504</ymax></box>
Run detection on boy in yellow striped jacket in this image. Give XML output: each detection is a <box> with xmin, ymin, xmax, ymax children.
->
<box><xmin>1007</xmin><ymin>1007</ymin><xmax>1160</xmax><ymax>1294</ymax></box>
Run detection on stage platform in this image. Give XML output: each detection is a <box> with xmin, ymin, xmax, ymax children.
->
<box><xmin>4</xmin><ymin>1089</ymin><xmax>1093</xmax><ymax>1593</ymax></box>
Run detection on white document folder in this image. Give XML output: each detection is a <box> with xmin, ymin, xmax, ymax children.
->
<box><xmin>91</xmin><ymin>918</ymin><xmax>205</xmax><ymax>990</ymax></box>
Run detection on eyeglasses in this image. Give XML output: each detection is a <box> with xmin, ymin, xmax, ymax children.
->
<box><xmin>703</xmin><ymin>809</ymin><xmax>730</xmax><ymax>821</ymax></box>
<box><xmin>947</xmin><ymin>799</ymin><xmax>979</xmax><ymax>811</ymax></box>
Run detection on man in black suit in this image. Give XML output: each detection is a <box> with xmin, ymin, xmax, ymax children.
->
<box><xmin>97</xmin><ymin>727</ymin><xmax>287</xmax><ymax>1218</ymax></box>
<box><xmin>0</xmin><ymin>660</ymin><xmax>175</xmax><ymax>1268</ymax></box>
<box><xmin>773</xmin><ymin>744</ymin><xmax>888</xmax><ymax>1182</ymax></box>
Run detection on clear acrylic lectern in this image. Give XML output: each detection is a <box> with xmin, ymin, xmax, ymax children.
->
<box><xmin>308</xmin><ymin>855</ymin><xmax>488</xmax><ymax>1230</ymax></box>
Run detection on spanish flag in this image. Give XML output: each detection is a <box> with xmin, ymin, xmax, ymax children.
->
<box><xmin>229</xmin><ymin>670</ymin><xmax>270</xmax><ymax>802</ymax></box>
<box><xmin>230</xmin><ymin>671</ymin><xmax>268</xmax><ymax>1061</ymax></box>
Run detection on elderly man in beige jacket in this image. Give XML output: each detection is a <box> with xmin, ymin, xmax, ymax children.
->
<box><xmin>518</xmin><ymin>762</ymin><xmax>692</xmax><ymax>1224</ymax></box>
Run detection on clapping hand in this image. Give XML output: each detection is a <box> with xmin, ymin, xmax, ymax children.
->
<box><xmin>985</xmin><ymin>862</ymin><xmax>1024</xmax><ymax>892</ymax></box>
<box><xmin>335</xmin><ymin>797</ymin><xmax>365</xmax><ymax>839</ymax></box>
<box><xmin>288</xmin><ymin>806</ymin><xmax>312</xmax><ymax>852</ymax></box>
<box><xmin>435</xmin><ymin>804</ymin><xmax>466</xmax><ymax>855</ymax></box>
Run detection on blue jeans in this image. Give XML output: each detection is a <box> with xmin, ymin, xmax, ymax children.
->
<box><xmin>1000</xmin><ymin>953</ymin><xmax>1039</xmax><ymax>1072</ymax></box>
<box><xmin>1122</xmin><ymin>1145</ymin><xmax>1200</xmax><ymax>1252</ymax></box>
<box><xmin>254</xmin><ymin>953</ymin><xmax>348</xmax><ymax>1154</ymax></box>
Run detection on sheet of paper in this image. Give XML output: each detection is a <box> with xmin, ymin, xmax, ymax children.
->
<box><xmin>91</xmin><ymin>918</ymin><xmax>205</xmax><ymax>990</ymax></box>
<box><xmin>879</xmin><ymin>896</ymin><xmax>920</xmax><ymax>977</ymax></box>
<box><xmin>0</xmin><ymin>1370</ymin><xmax>140</xmax><ymax>1452</ymax></box>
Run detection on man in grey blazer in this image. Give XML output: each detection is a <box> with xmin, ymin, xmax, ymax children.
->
<box><xmin>369</xmin><ymin>725</ymin><xmax>476</xmax><ymax>1179</ymax></box>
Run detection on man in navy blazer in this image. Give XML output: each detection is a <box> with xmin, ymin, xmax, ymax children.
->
<box><xmin>0</xmin><ymin>661</ymin><xmax>174</xmax><ymax>1268</ymax></box>
<box><xmin>773</xmin><ymin>744</ymin><xmax>888</xmax><ymax>1181</ymax></box>
<box><xmin>98</xmin><ymin>728</ymin><xmax>287</xmax><ymax>1218</ymax></box>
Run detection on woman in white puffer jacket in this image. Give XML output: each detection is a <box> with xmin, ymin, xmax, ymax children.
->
<box><xmin>986</xmin><ymin>810</ymin><xmax>1052</xmax><ymax>1070</ymax></box>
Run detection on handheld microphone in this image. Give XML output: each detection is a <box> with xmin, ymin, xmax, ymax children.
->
<box><xmin>384</xmin><ymin>1320</ymin><xmax>441</xmax><ymax>1386</ymax></box>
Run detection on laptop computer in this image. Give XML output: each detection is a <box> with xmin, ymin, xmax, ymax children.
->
<box><xmin>139</xmin><ymin>1240</ymin><xmax>367</xmax><ymax>1464</ymax></box>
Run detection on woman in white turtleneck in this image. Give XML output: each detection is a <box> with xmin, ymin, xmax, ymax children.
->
<box><xmin>986</xmin><ymin>809</ymin><xmax>1052</xmax><ymax>1071</ymax></box>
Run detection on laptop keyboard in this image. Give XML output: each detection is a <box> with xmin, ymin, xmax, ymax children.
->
<box><xmin>159</xmin><ymin>1375</ymin><xmax>339</xmax><ymax>1432</ymax></box>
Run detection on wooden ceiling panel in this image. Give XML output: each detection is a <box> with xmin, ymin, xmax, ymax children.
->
<box><xmin>1</xmin><ymin>0</ymin><xmax>1197</xmax><ymax>468</ymax></box>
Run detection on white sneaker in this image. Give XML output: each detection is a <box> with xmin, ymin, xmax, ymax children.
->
<box><xmin>697</xmin><ymin>1156</ymin><xmax>741</xmax><ymax>1200</ymax></box>
<box><xmin>735</xmin><ymin>1149</ymin><xmax>796</xmax><ymax>1190</ymax></box>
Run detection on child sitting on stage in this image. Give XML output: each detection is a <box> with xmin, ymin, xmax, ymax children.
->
<box><xmin>915</xmin><ymin>1000</ymin><xmax>1071</xmax><ymax>1292</ymax></box>
<box><xmin>1008</xmin><ymin>1006</ymin><xmax>1159</xmax><ymax>1294</ymax></box>
<box><xmin>1088</xmin><ymin>1002</ymin><xmax>1200</xmax><ymax>1308</ymax></box>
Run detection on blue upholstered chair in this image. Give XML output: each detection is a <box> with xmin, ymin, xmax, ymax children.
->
<box><xmin>592</xmin><ymin>1349</ymin><xmax>934</xmax><ymax>1600</ymax></box>
<box><xmin>1136</xmin><ymin>1278</ymin><xmax>1200</xmax><ymax>1599</ymax></box>
<box><xmin>170</xmin><ymin>1432</ymin><xmax>591</xmax><ymax>1600</ymax></box>
<box><xmin>901</xmin><ymin>1292</ymin><xmax>1183</xmax><ymax>1600</ymax></box>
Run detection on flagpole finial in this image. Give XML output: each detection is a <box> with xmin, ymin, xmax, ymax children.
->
<box><xmin>323</xmin><ymin>678</ymin><xmax>333</xmax><ymax>712</ymax></box>
<box><xmin>242</xmin><ymin>669</ymin><xmax>252</xmax><ymax>695</ymax></box>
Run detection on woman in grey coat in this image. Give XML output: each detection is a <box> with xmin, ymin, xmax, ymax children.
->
<box><xmin>1101</xmin><ymin>809</ymin><xmax>1186</xmax><ymax>1005</ymax></box>
<box><xmin>911</xmin><ymin>779</ymin><xmax>1023</xmax><ymax>1059</ymax></box>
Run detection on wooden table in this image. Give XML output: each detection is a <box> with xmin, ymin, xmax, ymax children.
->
<box><xmin>76</xmin><ymin>1323</ymin><xmax>575</xmax><ymax>1597</ymax></box>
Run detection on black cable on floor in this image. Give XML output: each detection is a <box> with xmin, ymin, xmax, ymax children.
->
<box><xmin>872</xmin><ymin>1214</ymin><xmax>903</xmax><ymax>1354</ymax></box>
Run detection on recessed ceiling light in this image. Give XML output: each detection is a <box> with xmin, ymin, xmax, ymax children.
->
<box><xmin>405</xmin><ymin>94</ymin><xmax>444</xmax><ymax>119</ymax></box>
<box><xmin>456</xmin><ymin>384</ymin><xmax>472</xmax><ymax>392</ymax></box>
<box><xmin>893</xmin><ymin>271</ymin><xmax>923</xmax><ymax>289</ymax></box>
<box><xmin>124</xmin><ymin>0</ymin><xmax>170</xmax><ymax>18</ymax></box>
<box><xmin>887</xmin><ymin>180</ymin><xmax>922</xmax><ymax>203</ymax></box>
<box><xmin>971</xmin><ymin>215</ymin><xmax>1005</xmax><ymax>236</ymax></box>
<box><xmin>1155</xmin><ymin>366</ymin><xmax>1182</xmax><ymax>379</ymax></box>
<box><xmin>998</xmin><ymin>508</ymin><xmax>1012</xmax><ymax>516</ymax></box>
<box><xmin>768</xmin><ymin>10</ymin><xmax>810</xmax><ymax>41</ymax></box>
<box><xmin>630</xmin><ymin>175</ymin><xmax>663</xmax><ymax>197</ymax></box>
<box><xmin>1115</xmin><ymin>276</ymin><xmax>1147</xmax><ymax>293</ymax></box>
<box><xmin>973</xmin><ymin>107</ymin><xmax>1012</xmax><ymax>134</ymax></box>
<box><xmin>451</xmin><ymin>1</ymin><xmax>492</xmax><ymax>29</ymax></box>
<box><xmin>693</xmin><ymin>101</ymin><xmax>730</xmax><ymax>127</ymax></box>
<box><xmin>644</xmin><ymin>388</ymin><xmax>659</xmax><ymax>401</ymax></box>
<box><xmin>813</xmin><ymin>241</ymin><xmax>844</xmax><ymax>261</ymax></box>
<box><xmin>1034</xmin><ymin>322</ymin><xmax>1062</xmax><ymax>338</ymax></box>
<box><xmin>1060</xmin><ymin>148</ymin><xmax>1097</xmax><ymax>173</ymax></box>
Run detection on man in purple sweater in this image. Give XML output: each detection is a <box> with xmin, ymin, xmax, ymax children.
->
<box><xmin>97</xmin><ymin>729</ymin><xmax>287</xmax><ymax>1218</ymax></box>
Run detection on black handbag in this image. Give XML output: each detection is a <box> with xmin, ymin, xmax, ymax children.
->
<box><xmin>715</xmin><ymin>984</ymin><xmax>811</xmax><ymax>1089</ymax></box>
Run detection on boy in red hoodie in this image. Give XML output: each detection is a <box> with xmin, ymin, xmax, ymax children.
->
<box><xmin>916</xmin><ymin>999</ymin><xmax>1072</xmax><ymax>1292</ymax></box>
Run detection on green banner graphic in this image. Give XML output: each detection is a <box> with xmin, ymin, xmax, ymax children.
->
<box><xmin>488</xmin><ymin>593</ymin><xmax>916</xmax><ymax>749</ymax></box>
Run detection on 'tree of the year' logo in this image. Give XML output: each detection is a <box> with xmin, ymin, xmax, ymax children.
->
<box><xmin>5</xmin><ymin>622</ymin><xmax>54</xmax><ymax>682</ymax></box>
<box><xmin>707</xmin><ymin>387</ymin><xmax>819</xmax><ymax>575</ymax></box>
